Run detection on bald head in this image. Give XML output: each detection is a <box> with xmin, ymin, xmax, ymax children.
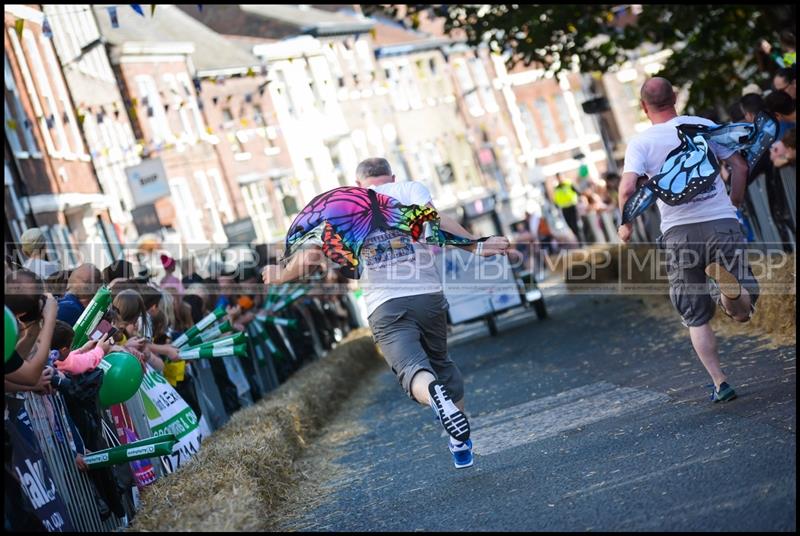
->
<box><xmin>67</xmin><ymin>263</ymin><xmax>102</xmax><ymax>304</ymax></box>
<box><xmin>641</xmin><ymin>77</ymin><xmax>676</xmax><ymax>113</ymax></box>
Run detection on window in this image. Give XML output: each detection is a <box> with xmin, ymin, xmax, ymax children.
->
<box><xmin>207</xmin><ymin>168</ymin><xmax>234</xmax><ymax>223</ymax></box>
<box><xmin>9</xmin><ymin>28</ymin><xmax>58</xmax><ymax>156</ymax></box>
<box><xmin>454</xmin><ymin>60</ymin><xmax>482</xmax><ymax>116</ymax></box>
<box><xmin>385</xmin><ymin>64</ymin><xmax>409</xmax><ymax>111</ymax></box>
<box><xmin>177</xmin><ymin>73</ymin><xmax>206</xmax><ymax>137</ymax></box>
<box><xmin>519</xmin><ymin>104</ymin><xmax>544</xmax><ymax>149</ymax></box>
<box><xmin>399</xmin><ymin>63</ymin><xmax>422</xmax><ymax>109</ymax></box>
<box><xmin>163</xmin><ymin>73</ymin><xmax>196</xmax><ymax>143</ymax></box>
<box><xmin>135</xmin><ymin>75</ymin><xmax>172</xmax><ymax>143</ymax></box>
<box><xmin>533</xmin><ymin>97</ymin><xmax>559</xmax><ymax>146</ymax></box>
<box><xmin>169</xmin><ymin>177</ymin><xmax>206</xmax><ymax>243</ymax></box>
<box><xmin>195</xmin><ymin>170</ymin><xmax>226</xmax><ymax>244</ymax></box>
<box><xmin>470</xmin><ymin>58</ymin><xmax>499</xmax><ymax>113</ymax></box>
<box><xmin>252</xmin><ymin>104</ymin><xmax>266</xmax><ymax>126</ymax></box>
<box><xmin>42</xmin><ymin>34</ymin><xmax>85</xmax><ymax>155</ymax></box>
<box><xmin>554</xmin><ymin>94</ymin><xmax>576</xmax><ymax>142</ymax></box>
<box><xmin>5</xmin><ymin>53</ymin><xmax>39</xmax><ymax>156</ymax></box>
<box><xmin>241</xmin><ymin>181</ymin><xmax>275</xmax><ymax>242</ymax></box>
<box><xmin>23</xmin><ymin>29</ymin><xmax>71</xmax><ymax>156</ymax></box>
<box><xmin>573</xmin><ymin>88</ymin><xmax>599</xmax><ymax>135</ymax></box>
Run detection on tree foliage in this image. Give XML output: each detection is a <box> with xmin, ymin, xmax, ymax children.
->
<box><xmin>362</xmin><ymin>4</ymin><xmax>796</xmax><ymax>114</ymax></box>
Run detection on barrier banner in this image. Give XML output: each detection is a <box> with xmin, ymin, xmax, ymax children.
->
<box><xmin>137</xmin><ymin>365</ymin><xmax>203</xmax><ymax>474</ymax></box>
<box><xmin>6</xmin><ymin>397</ymin><xmax>74</xmax><ymax>532</ymax></box>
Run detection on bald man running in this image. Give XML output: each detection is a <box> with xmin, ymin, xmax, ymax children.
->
<box><xmin>618</xmin><ymin>77</ymin><xmax>758</xmax><ymax>403</ymax></box>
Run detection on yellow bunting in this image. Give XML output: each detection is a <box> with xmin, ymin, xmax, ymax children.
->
<box><xmin>240</xmin><ymin>118</ymin><xmax>248</xmax><ymax>127</ymax></box>
<box><xmin>7</xmin><ymin>119</ymin><xmax>18</xmax><ymax>130</ymax></box>
<box><xmin>246</xmin><ymin>67</ymin><xmax>255</xmax><ymax>77</ymax></box>
<box><xmin>15</xmin><ymin>19</ymin><xmax>24</xmax><ymax>38</ymax></box>
<box><xmin>206</xmin><ymin>126</ymin><xmax>213</xmax><ymax>134</ymax></box>
<box><xmin>135</xmin><ymin>143</ymin><xmax>144</xmax><ymax>155</ymax></box>
<box><xmin>151</xmin><ymin>4</ymin><xmax>156</xmax><ymax>16</ymax></box>
<box><xmin>131</xmin><ymin>97</ymin><xmax>139</xmax><ymax>106</ymax></box>
<box><xmin>369</xmin><ymin>28</ymin><xmax>377</xmax><ymax>40</ymax></box>
<box><xmin>129</xmin><ymin>106</ymin><xmax>137</xmax><ymax>120</ymax></box>
<box><xmin>101</xmin><ymin>147</ymin><xmax>109</xmax><ymax>157</ymax></box>
<box><xmin>226</xmin><ymin>95</ymin><xmax>233</xmax><ymax>102</ymax></box>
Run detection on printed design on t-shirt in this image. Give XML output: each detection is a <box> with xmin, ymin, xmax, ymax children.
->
<box><xmin>362</xmin><ymin>229</ymin><xmax>415</xmax><ymax>269</ymax></box>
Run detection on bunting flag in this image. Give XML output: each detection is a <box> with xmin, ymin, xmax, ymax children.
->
<box><xmin>225</xmin><ymin>94</ymin><xmax>233</xmax><ymax>103</ymax></box>
<box><xmin>96</xmin><ymin>111</ymin><xmax>104</xmax><ymax>124</ymax></box>
<box><xmin>42</xmin><ymin>17</ymin><xmax>53</xmax><ymax>39</ymax></box>
<box><xmin>369</xmin><ymin>28</ymin><xmax>377</xmax><ymax>40</ymax></box>
<box><xmin>129</xmin><ymin>105</ymin><xmax>137</xmax><ymax>120</ymax></box>
<box><xmin>131</xmin><ymin>97</ymin><xmax>138</xmax><ymax>106</ymax></box>
<box><xmin>211</xmin><ymin>96</ymin><xmax>219</xmax><ymax>106</ymax></box>
<box><xmin>14</xmin><ymin>19</ymin><xmax>24</xmax><ymax>38</ymax></box>
<box><xmin>76</xmin><ymin>111</ymin><xmax>86</xmax><ymax>126</ymax></box>
<box><xmin>206</xmin><ymin>126</ymin><xmax>213</xmax><ymax>134</ymax></box>
<box><xmin>6</xmin><ymin>119</ymin><xmax>18</xmax><ymax>130</ymax></box>
<box><xmin>62</xmin><ymin>111</ymin><xmax>69</xmax><ymax>124</ymax></box>
<box><xmin>246</xmin><ymin>67</ymin><xmax>255</xmax><ymax>77</ymax></box>
<box><xmin>197</xmin><ymin>99</ymin><xmax>204</xmax><ymax>110</ymax></box>
<box><xmin>108</xmin><ymin>7</ymin><xmax>119</xmax><ymax>28</ymax></box>
<box><xmin>260</xmin><ymin>64</ymin><xmax>268</xmax><ymax>76</ymax></box>
<box><xmin>244</xmin><ymin>93</ymin><xmax>253</xmax><ymax>103</ymax></box>
<box><xmin>197</xmin><ymin>4</ymin><xmax>203</xmax><ymax>11</ymax></box>
<box><xmin>240</xmin><ymin>118</ymin><xmax>248</xmax><ymax>127</ymax></box>
<box><xmin>23</xmin><ymin>119</ymin><xmax>32</xmax><ymax>129</ymax></box>
<box><xmin>45</xmin><ymin>114</ymin><xmax>55</xmax><ymax>129</ymax></box>
<box><xmin>130</xmin><ymin>4</ymin><xmax>145</xmax><ymax>17</ymax></box>
<box><xmin>150</xmin><ymin>4</ymin><xmax>157</xmax><ymax>17</ymax></box>
<box><xmin>193</xmin><ymin>77</ymin><xmax>202</xmax><ymax>93</ymax></box>
<box><xmin>164</xmin><ymin>103</ymin><xmax>170</xmax><ymax>112</ymax></box>
<box><xmin>146</xmin><ymin>106</ymin><xmax>154</xmax><ymax>118</ymax></box>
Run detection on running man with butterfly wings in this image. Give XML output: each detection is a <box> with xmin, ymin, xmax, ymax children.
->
<box><xmin>617</xmin><ymin>77</ymin><xmax>768</xmax><ymax>406</ymax></box>
<box><xmin>263</xmin><ymin>157</ymin><xmax>510</xmax><ymax>470</ymax></box>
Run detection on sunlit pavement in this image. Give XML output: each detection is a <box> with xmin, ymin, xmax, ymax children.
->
<box><xmin>284</xmin><ymin>291</ymin><xmax>796</xmax><ymax>531</ymax></box>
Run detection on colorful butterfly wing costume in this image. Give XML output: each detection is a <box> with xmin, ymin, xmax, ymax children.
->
<box><xmin>622</xmin><ymin>111</ymin><xmax>780</xmax><ymax>224</ymax></box>
<box><xmin>284</xmin><ymin>186</ymin><xmax>479</xmax><ymax>279</ymax></box>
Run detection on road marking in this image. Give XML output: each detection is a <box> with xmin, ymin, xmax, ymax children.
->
<box><xmin>452</xmin><ymin>382</ymin><xmax>670</xmax><ymax>456</ymax></box>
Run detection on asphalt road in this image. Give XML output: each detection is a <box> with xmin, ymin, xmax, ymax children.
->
<box><xmin>281</xmin><ymin>292</ymin><xmax>796</xmax><ymax>532</ymax></box>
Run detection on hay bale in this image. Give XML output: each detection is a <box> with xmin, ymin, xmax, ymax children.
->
<box><xmin>129</xmin><ymin>329</ymin><xmax>382</xmax><ymax>532</ymax></box>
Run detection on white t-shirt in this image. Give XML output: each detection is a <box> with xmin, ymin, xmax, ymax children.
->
<box><xmin>361</xmin><ymin>181</ymin><xmax>443</xmax><ymax>316</ymax></box>
<box><xmin>623</xmin><ymin>116</ymin><xmax>737</xmax><ymax>232</ymax></box>
<box><xmin>24</xmin><ymin>257</ymin><xmax>60</xmax><ymax>279</ymax></box>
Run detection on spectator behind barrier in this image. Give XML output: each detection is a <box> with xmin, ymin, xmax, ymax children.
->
<box><xmin>773</xmin><ymin>67</ymin><xmax>796</xmax><ymax>99</ymax></box>
<box><xmin>20</xmin><ymin>227</ymin><xmax>60</xmax><ymax>279</ymax></box>
<box><xmin>57</xmin><ymin>264</ymin><xmax>102</xmax><ymax>326</ymax></box>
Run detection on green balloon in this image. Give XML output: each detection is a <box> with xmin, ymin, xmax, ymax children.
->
<box><xmin>98</xmin><ymin>352</ymin><xmax>144</xmax><ymax>407</ymax></box>
<box><xmin>5</xmin><ymin>306</ymin><xmax>18</xmax><ymax>362</ymax></box>
<box><xmin>578</xmin><ymin>164</ymin><xmax>589</xmax><ymax>178</ymax></box>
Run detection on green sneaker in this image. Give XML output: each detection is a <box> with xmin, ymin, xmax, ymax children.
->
<box><xmin>710</xmin><ymin>382</ymin><xmax>737</xmax><ymax>403</ymax></box>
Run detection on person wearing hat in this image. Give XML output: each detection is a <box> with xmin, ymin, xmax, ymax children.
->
<box><xmin>20</xmin><ymin>228</ymin><xmax>59</xmax><ymax>279</ymax></box>
<box><xmin>160</xmin><ymin>254</ymin><xmax>184</xmax><ymax>297</ymax></box>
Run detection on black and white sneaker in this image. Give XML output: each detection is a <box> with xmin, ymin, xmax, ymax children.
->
<box><xmin>428</xmin><ymin>381</ymin><xmax>470</xmax><ymax>443</ymax></box>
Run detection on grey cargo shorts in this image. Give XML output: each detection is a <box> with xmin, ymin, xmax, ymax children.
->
<box><xmin>368</xmin><ymin>292</ymin><xmax>464</xmax><ymax>403</ymax></box>
<box><xmin>662</xmin><ymin>218</ymin><xmax>759</xmax><ymax>327</ymax></box>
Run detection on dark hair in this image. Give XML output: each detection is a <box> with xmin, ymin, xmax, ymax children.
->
<box><xmin>45</xmin><ymin>269</ymin><xmax>72</xmax><ymax>298</ymax></box>
<box><xmin>727</xmin><ymin>101</ymin><xmax>746</xmax><ymax>122</ymax></box>
<box><xmin>182</xmin><ymin>294</ymin><xmax>205</xmax><ymax>324</ymax></box>
<box><xmin>52</xmin><ymin>320</ymin><xmax>75</xmax><ymax>350</ymax></box>
<box><xmin>697</xmin><ymin>108</ymin><xmax>721</xmax><ymax>123</ymax></box>
<box><xmin>783</xmin><ymin>127</ymin><xmax>796</xmax><ymax>150</ymax></box>
<box><xmin>740</xmin><ymin>93</ymin><xmax>766</xmax><ymax>116</ymax></box>
<box><xmin>779</xmin><ymin>30</ymin><xmax>795</xmax><ymax>50</ymax></box>
<box><xmin>5</xmin><ymin>269</ymin><xmax>44</xmax><ymax>322</ymax></box>
<box><xmin>775</xmin><ymin>66</ymin><xmax>795</xmax><ymax>84</ymax></box>
<box><xmin>139</xmin><ymin>284</ymin><xmax>162</xmax><ymax>311</ymax></box>
<box><xmin>764</xmin><ymin>90</ymin><xmax>795</xmax><ymax>115</ymax></box>
<box><xmin>102</xmin><ymin>260</ymin><xmax>134</xmax><ymax>284</ymax></box>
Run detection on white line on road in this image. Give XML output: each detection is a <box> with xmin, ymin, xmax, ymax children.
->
<box><xmin>451</xmin><ymin>382</ymin><xmax>670</xmax><ymax>456</ymax></box>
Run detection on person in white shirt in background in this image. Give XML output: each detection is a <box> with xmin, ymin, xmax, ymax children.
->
<box><xmin>20</xmin><ymin>228</ymin><xmax>60</xmax><ymax>279</ymax></box>
<box><xmin>618</xmin><ymin>77</ymin><xmax>758</xmax><ymax>403</ymax></box>
<box><xmin>262</xmin><ymin>157</ymin><xmax>510</xmax><ymax>469</ymax></box>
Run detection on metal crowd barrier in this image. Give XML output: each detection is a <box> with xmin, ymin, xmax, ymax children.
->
<box><xmin>23</xmin><ymin>392</ymin><xmax>124</xmax><ymax>532</ymax></box>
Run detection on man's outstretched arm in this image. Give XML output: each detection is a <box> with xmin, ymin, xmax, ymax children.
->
<box><xmin>431</xmin><ymin>203</ymin><xmax>510</xmax><ymax>256</ymax></box>
<box><xmin>262</xmin><ymin>246</ymin><xmax>325</xmax><ymax>286</ymax></box>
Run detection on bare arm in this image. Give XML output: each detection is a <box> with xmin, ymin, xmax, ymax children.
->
<box><xmin>5</xmin><ymin>294</ymin><xmax>58</xmax><ymax>386</ymax></box>
<box><xmin>616</xmin><ymin>172</ymin><xmax>641</xmax><ymax>243</ymax></box>
<box><xmin>262</xmin><ymin>246</ymin><xmax>326</xmax><ymax>286</ymax></box>
<box><xmin>722</xmin><ymin>151</ymin><xmax>748</xmax><ymax>207</ymax></box>
<box><xmin>430</xmin><ymin>203</ymin><xmax>510</xmax><ymax>256</ymax></box>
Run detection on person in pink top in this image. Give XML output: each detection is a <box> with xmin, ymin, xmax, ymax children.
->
<box><xmin>159</xmin><ymin>254</ymin><xmax>185</xmax><ymax>297</ymax></box>
<box><xmin>50</xmin><ymin>319</ymin><xmax>113</xmax><ymax>375</ymax></box>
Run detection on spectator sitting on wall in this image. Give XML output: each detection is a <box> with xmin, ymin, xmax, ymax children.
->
<box><xmin>56</xmin><ymin>264</ymin><xmax>103</xmax><ymax>326</ymax></box>
<box><xmin>20</xmin><ymin>228</ymin><xmax>60</xmax><ymax>279</ymax></box>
